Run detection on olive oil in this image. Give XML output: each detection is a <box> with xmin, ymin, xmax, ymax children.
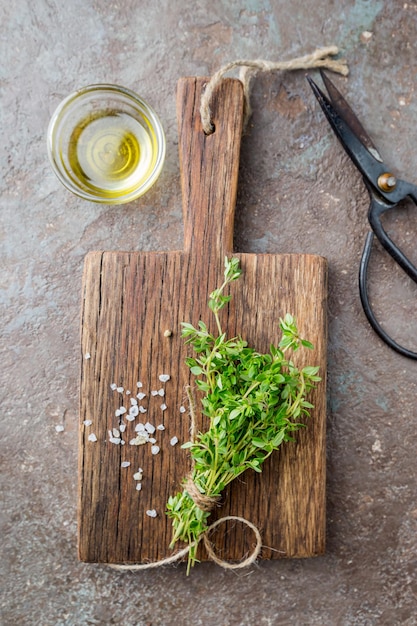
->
<box><xmin>67</xmin><ymin>111</ymin><xmax>155</xmax><ymax>198</ymax></box>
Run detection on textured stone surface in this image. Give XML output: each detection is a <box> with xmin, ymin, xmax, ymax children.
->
<box><xmin>1</xmin><ymin>1</ymin><xmax>416</xmax><ymax>625</ymax></box>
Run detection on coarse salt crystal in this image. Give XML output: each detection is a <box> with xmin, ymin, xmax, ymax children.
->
<box><xmin>136</xmin><ymin>392</ymin><xmax>146</xmax><ymax>400</ymax></box>
<box><xmin>119</xmin><ymin>424</ymin><xmax>126</xmax><ymax>433</ymax></box>
<box><xmin>136</xmin><ymin>483</ymin><xmax>142</xmax><ymax>491</ymax></box>
<box><xmin>151</xmin><ymin>445</ymin><xmax>160</xmax><ymax>455</ymax></box>
<box><xmin>117</xmin><ymin>387</ymin><xmax>124</xmax><ymax>393</ymax></box>
<box><xmin>115</xmin><ymin>409</ymin><xmax>121</xmax><ymax>417</ymax></box>
<box><xmin>84</xmin><ymin>352</ymin><xmax>91</xmax><ymax>360</ymax></box>
<box><xmin>130</xmin><ymin>434</ymin><xmax>149</xmax><ymax>446</ymax></box>
<box><xmin>138</xmin><ymin>406</ymin><xmax>147</xmax><ymax>414</ymax></box>
<box><xmin>158</xmin><ymin>388</ymin><xmax>165</xmax><ymax>397</ymax></box>
<box><xmin>121</xmin><ymin>461</ymin><xmax>130</xmax><ymax>468</ymax></box>
<box><xmin>160</xmin><ymin>403</ymin><xmax>167</xmax><ymax>411</ymax></box>
<box><xmin>135</xmin><ymin>423</ymin><xmax>146</xmax><ymax>432</ymax></box>
<box><xmin>110</xmin><ymin>383</ymin><xmax>117</xmax><ymax>391</ymax></box>
<box><xmin>136</xmin><ymin>381</ymin><xmax>143</xmax><ymax>388</ymax></box>
<box><xmin>157</xmin><ymin>424</ymin><xmax>165</xmax><ymax>431</ymax></box>
<box><xmin>88</xmin><ymin>433</ymin><xmax>97</xmax><ymax>442</ymax></box>
<box><xmin>133</xmin><ymin>471</ymin><xmax>143</xmax><ymax>481</ymax></box>
<box><xmin>112</xmin><ymin>428</ymin><xmax>120</xmax><ymax>438</ymax></box>
<box><xmin>55</xmin><ymin>424</ymin><xmax>64</xmax><ymax>432</ymax></box>
<box><xmin>126</xmin><ymin>390</ymin><xmax>131</xmax><ymax>395</ymax></box>
<box><xmin>159</xmin><ymin>374</ymin><xmax>170</xmax><ymax>383</ymax></box>
<box><xmin>130</xmin><ymin>397</ymin><xmax>138</xmax><ymax>405</ymax></box>
<box><xmin>129</xmin><ymin>405</ymin><xmax>139</xmax><ymax>417</ymax></box>
<box><xmin>146</xmin><ymin>509</ymin><xmax>157</xmax><ymax>517</ymax></box>
<box><xmin>119</xmin><ymin>406</ymin><xmax>127</xmax><ymax>414</ymax></box>
<box><xmin>109</xmin><ymin>437</ymin><xmax>121</xmax><ymax>444</ymax></box>
<box><xmin>144</xmin><ymin>422</ymin><xmax>156</xmax><ymax>434</ymax></box>
<box><xmin>125</xmin><ymin>414</ymin><xmax>135</xmax><ymax>422</ymax></box>
<box><xmin>83</xmin><ymin>419</ymin><xmax>93</xmax><ymax>426</ymax></box>
<box><xmin>179</xmin><ymin>406</ymin><xmax>186</xmax><ymax>413</ymax></box>
<box><xmin>170</xmin><ymin>436</ymin><xmax>179</xmax><ymax>446</ymax></box>
<box><xmin>151</xmin><ymin>390</ymin><xmax>158</xmax><ymax>396</ymax></box>
<box><xmin>148</xmin><ymin>437</ymin><xmax>156</xmax><ymax>444</ymax></box>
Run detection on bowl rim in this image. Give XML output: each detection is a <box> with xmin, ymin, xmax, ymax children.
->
<box><xmin>47</xmin><ymin>83</ymin><xmax>166</xmax><ymax>204</ymax></box>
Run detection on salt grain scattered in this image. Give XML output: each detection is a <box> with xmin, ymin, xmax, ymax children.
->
<box><xmin>146</xmin><ymin>509</ymin><xmax>157</xmax><ymax>517</ymax></box>
<box><xmin>160</xmin><ymin>403</ymin><xmax>167</xmax><ymax>411</ymax></box>
<box><xmin>138</xmin><ymin>406</ymin><xmax>147</xmax><ymax>414</ymax></box>
<box><xmin>112</xmin><ymin>428</ymin><xmax>120</xmax><ymax>438</ymax></box>
<box><xmin>157</xmin><ymin>424</ymin><xmax>165</xmax><ymax>431</ymax></box>
<box><xmin>83</xmin><ymin>419</ymin><xmax>93</xmax><ymax>426</ymax></box>
<box><xmin>136</xmin><ymin>381</ymin><xmax>143</xmax><ymax>388</ymax></box>
<box><xmin>133</xmin><ymin>471</ymin><xmax>143</xmax><ymax>481</ymax></box>
<box><xmin>159</xmin><ymin>374</ymin><xmax>170</xmax><ymax>383</ymax></box>
<box><xmin>109</xmin><ymin>437</ymin><xmax>122</xmax><ymax>444</ymax></box>
<box><xmin>170</xmin><ymin>436</ymin><xmax>179</xmax><ymax>446</ymax></box>
<box><xmin>158</xmin><ymin>388</ymin><xmax>165</xmax><ymax>397</ymax></box>
<box><xmin>136</xmin><ymin>392</ymin><xmax>146</xmax><ymax>400</ymax></box>
<box><xmin>129</xmin><ymin>405</ymin><xmax>139</xmax><ymax>417</ymax></box>
<box><xmin>136</xmin><ymin>483</ymin><xmax>142</xmax><ymax>491</ymax></box>
<box><xmin>179</xmin><ymin>406</ymin><xmax>186</xmax><ymax>414</ymax></box>
<box><xmin>115</xmin><ymin>409</ymin><xmax>122</xmax><ymax>417</ymax></box>
<box><xmin>148</xmin><ymin>437</ymin><xmax>156</xmax><ymax>444</ymax></box>
<box><xmin>110</xmin><ymin>383</ymin><xmax>117</xmax><ymax>391</ymax></box>
<box><xmin>151</xmin><ymin>445</ymin><xmax>160</xmax><ymax>455</ymax></box>
<box><xmin>144</xmin><ymin>422</ymin><xmax>156</xmax><ymax>434</ymax></box>
<box><xmin>126</xmin><ymin>390</ymin><xmax>131</xmax><ymax>395</ymax></box>
<box><xmin>117</xmin><ymin>387</ymin><xmax>124</xmax><ymax>393</ymax></box>
<box><xmin>119</xmin><ymin>406</ymin><xmax>127</xmax><ymax>414</ymax></box>
<box><xmin>121</xmin><ymin>461</ymin><xmax>130</xmax><ymax>468</ymax></box>
<box><xmin>130</xmin><ymin>434</ymin><xmax>149</xmax><ymax>446</ymax></box>
<box><xmin>125</xmin><ymin>414</ymin><xmax>135</xmax><ymax>422</ymax></box>
<box><xmin>84</xmin><ymin>352</ymin><xmax>91</xmax><ymax>360</ymax></box>
<box><xmin>88</xmin><ymin>433</ymin><xmax>97</xmax><ymax>442</ymax></box>
<box><xmin>135</xmin><ymin>423</ymin><xmax>146</xmax><ymax>432</ymax></box>
<box><xmin>130</xmin><ymin>397</ymin><xmax>138</xmax><ymax>406</ymax></box>
<box><xmin>151</xmin><ymin>390</ymin><xmax>158</xmax><ymax>396</ymax></box>
<box><xmin>119</xmin><ymin>424</ymin><xmax>126</xmax><ymax>433</ymax></box>
<box><xmin>55</xmin><ymin>424</ymin><xmax>64</xmax><ymax>432</ymax></box>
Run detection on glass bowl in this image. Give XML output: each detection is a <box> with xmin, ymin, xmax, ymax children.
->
<box><xmin>47</xmin><ymin>84</ymin><xmax>166</xmax><ymax>204</ymax></box>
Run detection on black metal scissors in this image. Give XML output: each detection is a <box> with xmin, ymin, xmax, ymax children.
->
<box><xmin>307</xmin><ymin>70</ymin><xmax>417</xmax><ymax>360</ymax></box>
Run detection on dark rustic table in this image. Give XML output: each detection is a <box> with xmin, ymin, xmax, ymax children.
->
<box><xmin>1</xmin><ymin>2</ymin><xmax>416</xmax><ymax>624</ymax></box>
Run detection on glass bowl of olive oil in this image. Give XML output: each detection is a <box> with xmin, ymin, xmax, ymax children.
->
<box><xmin>47</xmin><ymin>84</ymin><xmax>166</xmax><ymax>204</ymax></box>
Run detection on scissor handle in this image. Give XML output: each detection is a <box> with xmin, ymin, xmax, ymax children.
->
<box><xmin>367</xmin><ymin>186</ymin><xmax>417</xmax><ymax>283</ymax></box>
<box><xmin>359</xmin><ymin>232</ymin><xmax>417</xmax><ymax>360</ymax></box>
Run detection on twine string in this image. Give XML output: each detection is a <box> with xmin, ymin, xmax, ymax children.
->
<box><xmin>200</xmin><ymin>45</ymin><xmax>349</xmax><ymax>134</ymax></box>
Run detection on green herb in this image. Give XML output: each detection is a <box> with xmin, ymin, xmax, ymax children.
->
<box><xmin>166</xmin><ymin>257</ymin><xmax>320</xmax><ymax>573</ymax></box>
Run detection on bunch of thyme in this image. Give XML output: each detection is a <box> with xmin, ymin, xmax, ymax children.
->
<box><xmin>166</xmin><ymin>257</ymin><xmax>320</xmax><ymax>572</ymax></box>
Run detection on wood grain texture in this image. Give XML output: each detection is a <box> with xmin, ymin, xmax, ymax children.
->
<box><xmin>78</xmin><ymin>77</ymin><xmax>327</xmax><ymax>564</ymax></box>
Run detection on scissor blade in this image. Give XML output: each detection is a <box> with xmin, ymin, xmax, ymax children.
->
<box><xmin>319</xmin><ymin>70</ymin><xmax>383</xmax><ymax>163</ymax></box>
<box><xmin>307</xmin><ymin>75</ymin><xmax>386</xmax><ymax>185</ymax></box>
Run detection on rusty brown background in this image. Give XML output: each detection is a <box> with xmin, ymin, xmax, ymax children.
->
<box><xmin>1</xmin><ymin>1</ymin><xmax>416</xmax><ymax>624</ymax></box>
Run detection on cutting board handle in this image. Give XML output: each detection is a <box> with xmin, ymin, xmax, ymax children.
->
<box><xmin>177</xmin><ymin>77</ymin><xmax>245</xmax><ymax>258</ymax></box>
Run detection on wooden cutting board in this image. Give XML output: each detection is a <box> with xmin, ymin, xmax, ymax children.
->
<box><xmin>78</xmin><ymin>77</ymin><xmax>327</xmax><ymax>565</ymax></box>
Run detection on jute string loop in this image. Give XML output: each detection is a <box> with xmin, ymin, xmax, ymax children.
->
<box><xmin>200</xmin><ymin>45</ymin><xmax>349</xmax><ymax>134</ymax></box>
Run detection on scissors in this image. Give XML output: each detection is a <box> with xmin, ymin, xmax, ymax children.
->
<box><xmin>307</xmin><ymin>71</ymin><xmax>417</xmax><ymax>360</ymax></box>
